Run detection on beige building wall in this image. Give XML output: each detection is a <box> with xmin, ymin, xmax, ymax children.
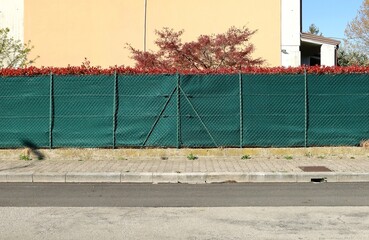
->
<box><xmin>25</xmin><ymin>0</ymin><xmax>281</xmax><ymax>67</ymax></box>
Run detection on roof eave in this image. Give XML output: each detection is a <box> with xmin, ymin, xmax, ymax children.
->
<box><xmin>300</xmin><ymin>33</ymin><xmax>341</xmax><ymax>46</ymax></box>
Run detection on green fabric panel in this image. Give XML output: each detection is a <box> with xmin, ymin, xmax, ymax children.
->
<box><xmin>308</xmin><ymin>74</ymin><xmax>369</xmax><ymax>146</ymax></box>
<box><xmin>1</xmin><ymin>73</ymin><xmax>369</xmax><ymax>148</ymax></box>
<box><xmin>52</xmin><ymin>75</ymin><xmax>114</xmax><ymax>147</ymax></box>
<box><xmin>180</xmin><ymin>74</ymin><xmax>239</xmax><ymax>147</ymax></box>
<box><xmin>116</xmin><ymin>74</ymin><xmax>177</xmax><ymax>147</ymax></box>
<box><xmin>0</xmin><ymin>76</ymin><xmax>49</xmax><ymax>148</ymax></box>
<box><xmin>242</xmin><ymin>74</ymin><xmax>305</xmax><ymax>147</ymax></box>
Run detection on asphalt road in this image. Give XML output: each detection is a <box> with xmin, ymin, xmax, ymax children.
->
<box><xmin>2</xmin><ymin>207</ymin><xmax>369</xmax><ymax>240</ymax></box>
<box><xmin>1</xmin><ymin>182</ymin><xmax>369</xmax><ymax>207</ymax></box>
<box><xmin>2</xmin><ymin>183</ymin><xmax>369</xmax><ymax>239</ymax></box>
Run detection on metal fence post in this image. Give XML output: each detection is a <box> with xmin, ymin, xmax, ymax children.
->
<box><xmin>177</xmin><ymin>73</ymin><xmax>181</xmax><ymax>149</ymax></box>
<box><xmin>112</xmin><ymin>71</ymin><xmax>118</xmax><ymax>149</ymax></box>
<box><xmin>304</xmin><ymin>69</ymin><xmax>308</xmax><ymax>148</ymax></box>
<box><xmin>239</xmin><ymin>73</ymin><xmax>243</xmax><ymax>148</ymax></box>
<box><xmin>49</xmin><ymin>72</ymin><xmax>54</xmax><ymax>149</ymax></box>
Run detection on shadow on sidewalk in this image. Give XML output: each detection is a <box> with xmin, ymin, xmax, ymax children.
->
<box><xmin>0</xmin><ymin>163</ymin><xmax>34</xmax><ymax>172</ymax></box>
<box><xmin>22</xmin><ymin>140</ymin><xmax>45</xmax><ymax>161</ymax></box>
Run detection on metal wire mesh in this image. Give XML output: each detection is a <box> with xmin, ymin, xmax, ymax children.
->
<box><xmin>53</xmin><ymin>75</ymin><xmax>114</xmax><ymax>147</ymax></box>
<box><xmin>307</xmin><ymin>74</ymin><xmax>369</xmax><ymax>146</ymax></box>
<box><xmin>179</xmin><ymin>74</ymin><xmax>240</xmax><ymax>147</ymax></box>
<box><xmin>0</xmin><ymin>76</ymin><xmax>49</xmax><ymax>148</ymax></box>
<box><xmin>242</xmin><ymin>74</ymin><xmax>306</xmax><ymax>147</ymax></box>
<box><xmin>0</xmin><ymin>73</ymin><xmax>368</xmax><ymax>148</ymax></box>
<box><xmin>116</xmin><ymin>74</ymin><xmax>177</xmax><ymax>147</ymax></box>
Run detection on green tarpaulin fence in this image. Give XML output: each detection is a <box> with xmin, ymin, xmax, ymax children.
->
<box><xmin>0</xmin><ymin>73</ymin><xmax>368</xmax><ymax>148</ymax></box>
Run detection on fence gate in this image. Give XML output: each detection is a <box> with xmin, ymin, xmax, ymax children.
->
<box><xmin>116</xmin><ymin>74</ymin><xmax>178</xmax><ymax>147</ymax></box>
<box><xmin>179</xmin><ymin>74</ymin><xmax>240</xmax><ymax>147</ymax></box>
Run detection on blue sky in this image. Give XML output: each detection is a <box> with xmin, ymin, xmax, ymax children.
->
<box><xmin>302</xmin><ymin>0</ymin><xmax>363</xmax><ymax>40</ymax></box>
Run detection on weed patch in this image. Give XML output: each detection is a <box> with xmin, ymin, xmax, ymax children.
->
<box><xmin>187</xmin><ymin>153</ymin><xmax>198</xmax><ymax>160</ymax></box>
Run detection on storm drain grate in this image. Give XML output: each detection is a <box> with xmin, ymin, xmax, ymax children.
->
<box><xmin>299</xmin><ymin>166</ymin><xmax>332</xmax><ymax>172</ymax></box>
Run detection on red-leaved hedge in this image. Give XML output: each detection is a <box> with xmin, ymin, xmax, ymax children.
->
<box><xmin>2</xmin><ymin>66</ymin><xmax>369</xmax><ymax>76</ymax></box>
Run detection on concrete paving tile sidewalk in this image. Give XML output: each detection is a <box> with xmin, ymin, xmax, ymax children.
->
<box><xmin>1</xmin><ymin>156</ymin><xmax>369</xmax><ymax>183</ymax></box>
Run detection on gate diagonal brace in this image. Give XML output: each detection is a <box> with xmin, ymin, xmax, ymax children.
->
<box><xmin>141</xmin><ymin>86</ymin><xmax>177</xmax><ymax>147</ymax></box>
<box><xmin>179</xmin><ymin>85</ymin><xmax>218</xmax><ymax>147</ymax></box>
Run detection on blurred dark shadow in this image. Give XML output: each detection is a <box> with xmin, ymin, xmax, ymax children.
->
<box><xmin>22</xmin><ymin>140</ymin><xmax>45</xmax><ymax>160</ymax></box>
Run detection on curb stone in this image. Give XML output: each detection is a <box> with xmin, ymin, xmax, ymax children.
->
<box><xmin>205</xmin><ymin>172</ymin><xmax>249</xmax><ymax>183</ymax></box>
<box><xmin>249</xmin><ymin>173</ymin><xmax>297</xmax><ymax>183</ymax></box>
<box><xmin>336</xmin><ymin>173</ymin><xmax>369</xmax><ymax>182</ymax></box>
<box><xmin>0</xmin><ymin>172</ymin><xmax>8</xmax><ymax>182</ymax></box>
<box><xmin>66</xmin><ymin>172</ymin><xmax>121</xmax><ymax>183</ymax></box>
<box><xmin>178</xmin><ymin>173</ymin><xmax>206</xmax><ymax>184</ymax></box>
<box><xmin>33</xmin><ymin>172</ymin><xmax>67</xmax><ymax>183</ymax></box>
<box><xmin>1</xmin><ymin>172</ymin><xmax>369</xmax><ymax>183</ymax></box>
<box><xmin>296</xmin><ymin>172</ymin><xmax>338</xmax><ymax>183</ymax></box>
<box><xmin>121</xmin><ymin>172</ymin><xmax>153</xmax><ymax>183</ymax></box>
<box><xmin>153</xmin><ymin>173</ymin><xmax>178</xmax><ymax>183</ymax></box>
<box><xmin>7</xmin><ymin>172</ymin><xmax>33</xmax><ymax>183</ymax></box>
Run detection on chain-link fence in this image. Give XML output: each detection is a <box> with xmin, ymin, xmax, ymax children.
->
<box><xmin>0</xmin><ymin>73</ymin><xmax>368</xmax><ymax>148</ymax></box>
